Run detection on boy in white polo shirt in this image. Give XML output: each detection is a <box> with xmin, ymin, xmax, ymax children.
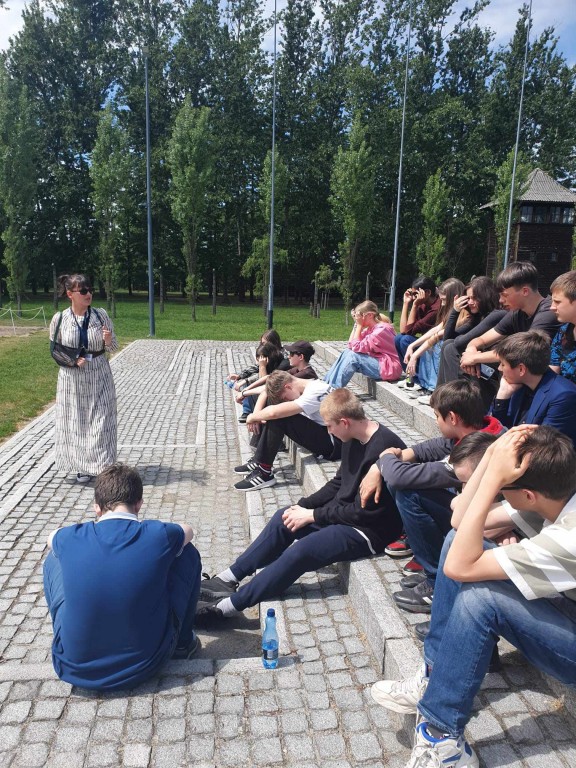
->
<box><xmin>234</xmin><ymin>370</ymin><xmax>341</xmax><ymax>491</ymax></box>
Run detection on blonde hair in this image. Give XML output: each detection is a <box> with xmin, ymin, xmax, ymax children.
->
<box><xmin>319</xmin><ymin>389</ymin><xmax>366</xmax><ymax>422</ymax></box>
<box><xmin>355</xmin><ymin>300</ymin><xmax>389</xmax><ymax>323</ymax></box>
<box><xmin>265</xmin><ymin>370</ymin><xmax>293</xmax><ymax>404</ymax></box>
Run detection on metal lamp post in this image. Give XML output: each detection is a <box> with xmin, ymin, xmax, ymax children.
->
<box><xmin>388</xmin><ymin>2</ymin><xmax>412</xmax><ymax>323</ymax></box>
<box><xmin>503</xmin><ymin>0</ymin><xmax>532</xmax><ymax>268</ymax></box>
<box><xmin>267</xmin><ymin>0</ymin><xmax>278</xmax><ymax>330</ymax></box>
<box><xmin>143</xmin><ymin>45</ymin><xmax>155</xmax><ymax>336</ymax></box>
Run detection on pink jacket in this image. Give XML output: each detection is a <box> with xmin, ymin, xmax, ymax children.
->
<box><xmin>349</xmin><ymin>323</ymin><xmax>402</xmax><ymax>381</ymax></box>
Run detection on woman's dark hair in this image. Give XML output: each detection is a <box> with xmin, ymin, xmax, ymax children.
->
<box><xmin>467</xmin><ymin>276</ymin><xmax>499</xmax><ymax>318</ymax></box>
<box><xmin>261</xmin><ymin>329</ymin><xmax>282</xmax><ymax>349</ymax></box>
<box><xmin>257</xmin><ymin>341</ymin><xmax>284</xmax><ymax>373</ymax></box>
<box><xmin>58</xmin><ymin>273</ymin><xmax>91</xmax><ymax>298</ymax></box>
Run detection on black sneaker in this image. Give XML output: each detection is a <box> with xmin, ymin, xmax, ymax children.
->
<box><xmin>414</xmin><ymin>620</ymin><xmax>431</xmax><ymax>642</ymax></box>
<box><xmin>393</xmin><ymin>579</ymin><xmax>434</xmax><ymax>613</ymax></box>
<box><xmin>172</xmin><ymin>632</ymin><xmax>200</xmax><ymax>659</ymax></box>
<box><xmin>238</xmin><ymin>413</ymin><xmax>248</xmax><ymax>424</ymax></box>
<box><xmin>200</xmin><ymin>574</ymin><xmax>239</xmax><ymax>601</ymax></box>
<box><xmin>234</xmin><ymin>458</ymin><xmax>259</xmax><ymax>475</ymax></box>
<box><xmin>400</xmin><ymin>572</ymin><xmax>427</xmax><ymax>589</ymax></box>
<box><xmin>234</xmin><ymin>467</ymin><xmax>276</xmax><ymax>492</ymax></box>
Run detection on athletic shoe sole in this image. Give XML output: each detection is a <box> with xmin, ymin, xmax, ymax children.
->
<box><xmin>384</xmin><ymin>547</ymin><xmax>413</xmax><ymax>558</ymax></box>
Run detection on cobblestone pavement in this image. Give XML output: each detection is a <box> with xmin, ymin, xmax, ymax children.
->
<box><xmin>0</xmin><ymin>340</ymin><xmax>413</xmax><ymax>768</ymax></box>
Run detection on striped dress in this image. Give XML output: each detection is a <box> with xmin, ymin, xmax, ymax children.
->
<box><xmin>49</xmin><ymin>307</ymin><xmax>118</xmax><ymax>476</ymax></box>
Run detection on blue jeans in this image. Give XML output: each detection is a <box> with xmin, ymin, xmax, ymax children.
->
<box><xmin>44</xmin><ymin>543</ymin><xmax>202</xmax><ymax>666</ymax></box>
<box><xmin>229</xmin><ymin>508</ymin><xmax>371</xmax><ymax>611</ymax></box>
<box><xmin>417</xmin><ymin>343</ymin><xmax>442</xmax><ymax>391</ymax></box>
<box><xmin>418</xmin><ymin>581</ymin><xmax>576</xmax><ymax>736</ymax></box>
<box><xmin>324</xmin><ymin>349</ymin><xmax>381</xmax><ymax>388</ymax></box>
<box><xmin>391</xmin><ymin>488</ymin><xmax>455</xmax><ymax>583</ymax></box>
<box><xmin>394</xmin><ymin>334</ymin><xmax>417</xmax><ymax>373</ymax></box>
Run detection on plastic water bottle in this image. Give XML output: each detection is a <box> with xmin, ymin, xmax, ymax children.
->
<box><xmin>262</xmin><ymin>608</ymin><xmax>279</xmax><ymax>669</ymax></box>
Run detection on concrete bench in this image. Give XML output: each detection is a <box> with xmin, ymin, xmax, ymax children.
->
<box><xmin>227</xmin><ymin>343</ymin><xmax>576</xmax><ymax>762</ymax></box>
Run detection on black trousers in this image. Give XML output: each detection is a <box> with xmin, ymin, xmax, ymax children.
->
<box><xmin>254</xmin><ymin>414</ymin><xmax>342</xmax><ymax>466</ymax></box>
<box><xmin>437</xmin><ymin>340</ymin><xmax>499</xmax><ymax>411</ymax></box>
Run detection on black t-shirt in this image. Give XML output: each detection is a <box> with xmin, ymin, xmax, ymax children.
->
<box><xmin>494</xmin><ymin>296</ymin><xmax>560</xmax><ymax>340</ymax></box>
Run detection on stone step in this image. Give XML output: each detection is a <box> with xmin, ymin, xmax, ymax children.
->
<box><xmin>274</xmin><ymin>342</ymin><xmax>576</xmax><ymax>762</ymax></box>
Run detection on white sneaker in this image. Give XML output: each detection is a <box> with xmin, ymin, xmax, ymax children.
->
<box><xmin>405</xmin><ymin>721</ymin><xmax>478</xmax><ymax>768</ymax></box>
<box><xmin>371</xmin><ymin>664</ymin><xmax>428</xmax><ymax>713</ymax></box>
<box><xmin>417</xmin><ymin>395</ymin><xmax>431</xmax><ymax>406</ymax></box>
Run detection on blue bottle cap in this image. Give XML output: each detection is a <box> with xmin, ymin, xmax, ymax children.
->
<box><xmin>267</xmin><ymin>608</ymin><xmax>275</xmax><ymax>617</ymax></box>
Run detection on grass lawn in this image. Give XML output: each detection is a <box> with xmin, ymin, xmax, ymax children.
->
<box><xmin>0</xmin><ymin>293</ymin><xmax>364</xmax><ymax>441</ymax></box>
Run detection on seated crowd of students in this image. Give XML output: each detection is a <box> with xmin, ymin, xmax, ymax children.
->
<box><xmin>43</xmin><ymin>262</ymin><xmax>576</xmax><ymax>768</ymax></box>
<box><xmin>216</xmin><ymin>261</ymin><xmax>576</xmax><ymax>766</ymax></box>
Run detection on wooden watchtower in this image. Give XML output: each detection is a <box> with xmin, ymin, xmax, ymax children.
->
<box><xmin>483</xmin><ymin>169</ymin><xmax>576</xmax><ymax>292</ymax></box>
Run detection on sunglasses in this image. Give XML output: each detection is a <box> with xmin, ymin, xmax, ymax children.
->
<box><xmin>73</xmin><ymin>288</ymin><xmax>93</xmax><ymax>295</ymax></box>
<box><xmin>501</xmin><ymin>484</ymin><xmax>534</xmax><ymax>492</ymax></box>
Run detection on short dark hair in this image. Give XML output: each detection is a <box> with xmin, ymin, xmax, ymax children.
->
<box><xmin>515</xmin><ymin>426</ymin><xmax>576</xmax><ymax>500</ymax></box>
<box><xmin>449</xmin><ymin>432</ymin><xmax>498</xmax><ymax>469</ymax></box>
<box><xmin>429</xmin><ymin>379</ymin><xmax>485</xmax><ymax>429</ymax></box>
<box><xmin>495</xmin><ymin>261</ymin><xmax>539</xmax><ymax>292</ymax></box>
<box><xmin>495</xmin><ymin>331</ymin><xmax>550</xmax><ymax>375</ymax></box>
<box><xmin>550</xmin><ymin>270</ymin><xmax>576</xmax><ymax>303</ymax></box>
<box><xmin>94</xmin><ymin>464</ymin><xmax>143</xmax><ymax>512</ymax></box>
<box><xmin>412</xmin><ymin>276</ymin><xmax>437</xmax><ymax>294</ymax></box>
<box><xmin>320</xmin><ymin>388</ymin><xmax>365</xmax><ymax>421</ymax></box>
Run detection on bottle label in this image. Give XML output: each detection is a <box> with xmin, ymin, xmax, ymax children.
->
<box><xmin>263</xmin><ymin>648</ymin><xmax>278</xmax><ymax>661</ymax></box>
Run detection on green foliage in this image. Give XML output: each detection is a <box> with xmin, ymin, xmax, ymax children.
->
<box><xmin>330</xmin><ymin>113</ymin><xmax>375</xmax><ymax>316</ymax></box>
<box><xmin>0</xmin><ymin>73</ymin><xmax>39</xmax><ymax>313</ymax></box>
<box><xmin>90</xmin><ymin>104</ymin><xmax>135</xmax><ymax>317</ymax></box>
<box><xmin>492</xmin><ymin>149</ymin><xmax>531</xmax><ymax>273</ymax></box>
<box><xmin>416</xmin><ymin>169</ymin><xmax>451</xmax><ymax>280</ymax></box>
<box><xmin>0</xmin><ymin>0</ymin><xmax>574</xmax><ymax>304</ymax></box>
<box><xmin>167</xmin><ymin>100</ymin><xmax>214</xmax><ymax>319</ymax></box>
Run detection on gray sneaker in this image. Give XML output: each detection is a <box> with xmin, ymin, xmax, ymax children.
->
<box><xmin>371</xmin><ymin>664</ymin><xmax>428</xmax><ymax>714</ymax></box>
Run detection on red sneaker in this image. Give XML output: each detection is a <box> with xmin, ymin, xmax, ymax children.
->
<box><xmin>402</xmin><ymin>558</ymin><xmax>424</xmax><ymax>576</ymax></box>
<box><xmin>384</xmin><ymin>534</ymin><xmax>413</xmax><ymax>558</ymax></box>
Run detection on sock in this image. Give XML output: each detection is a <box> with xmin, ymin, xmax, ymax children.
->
<box><xmin>258</xmin><ymin>462</ymin><xmax>273</xmax><ymax>475</ymax></box>
<box><xmin>217</xmin><ymin>597</ymin><xmax>241</xmax><ymax>617</ymax></box>
<box><xmin>217</xmin><ymin>568</ymin><xmax>239</xmax><ymax>584</ymax></box>
<box><xmin>425</xmin><ymin>724</ymin><xmax>451</xmax><ymax>740</ymax></box>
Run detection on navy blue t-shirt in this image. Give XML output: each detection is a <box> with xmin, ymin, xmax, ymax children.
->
<box><xmin>50</xmin><ymin>517</ymin><xmax>184</xmax><ymax>690</ymax></box>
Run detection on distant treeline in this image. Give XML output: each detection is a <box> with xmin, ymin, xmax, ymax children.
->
<box><xmin>0</xmin><ymin>0</ymin><xmax>574</xmax><ymax>313</ymax></box>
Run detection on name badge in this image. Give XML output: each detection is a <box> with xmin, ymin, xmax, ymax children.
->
<box><xmin>84</xmin><ymin>353</ymin><xmax>93</xmax><ymax>361</ymax></box>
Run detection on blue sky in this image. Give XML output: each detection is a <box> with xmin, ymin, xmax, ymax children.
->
<box><xmin>1</xmin><ymin>0</ymin><xmax>574</xmax><ymax>65</ymax></box>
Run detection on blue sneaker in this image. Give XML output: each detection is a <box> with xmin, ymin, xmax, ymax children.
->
<box><xmin>406</xmin><ymin>721</ymin><xmax>478</xmax><ymax>767</ymax></box>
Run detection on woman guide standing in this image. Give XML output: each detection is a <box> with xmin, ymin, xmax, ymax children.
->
<box><xmin>49</xmin><ymin>274</ymin><xmax>118</xmax><ymax>483</ymax></box>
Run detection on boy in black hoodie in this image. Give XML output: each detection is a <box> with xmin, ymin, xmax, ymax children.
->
<box><xmin>197</xmin><ymin>389</ymin><xmax>405</xmax><ymax>620</ymax></box>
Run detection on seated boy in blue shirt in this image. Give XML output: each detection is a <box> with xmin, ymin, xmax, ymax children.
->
<box><xmin>43</xmin><ymin>463</ymin><xmax>202</xmax><ymax>690</ymax></box>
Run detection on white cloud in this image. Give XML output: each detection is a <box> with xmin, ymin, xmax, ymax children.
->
<box><xmin>0</xmin><ymin>0</ymin><xmax>28</xmax><ymax>52</ymax></box>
